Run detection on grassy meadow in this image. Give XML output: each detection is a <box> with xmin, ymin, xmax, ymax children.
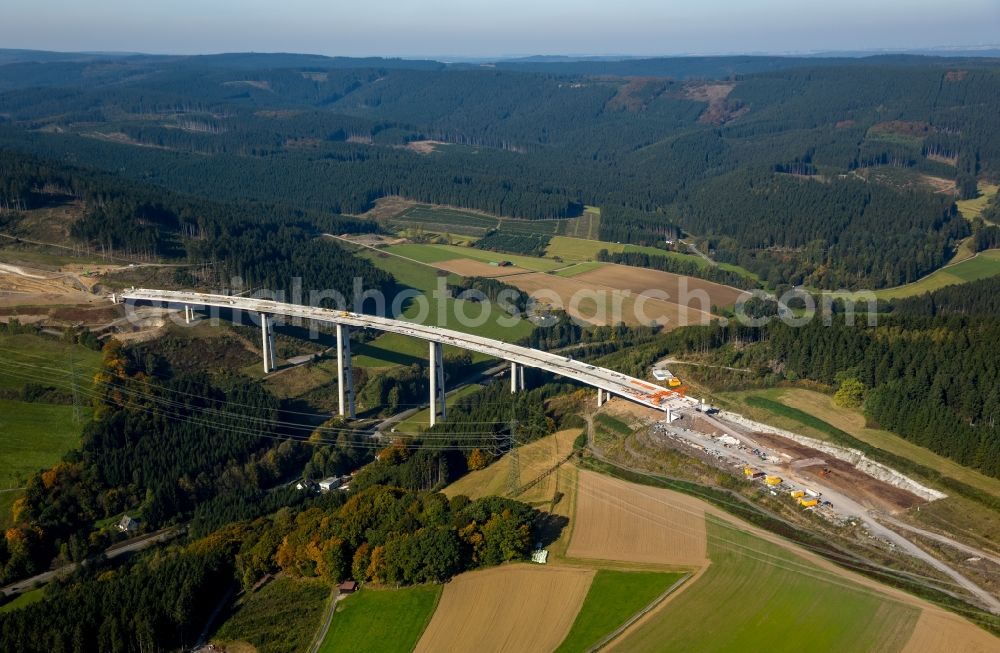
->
<box><xmin>554</xmin><ymin>570</ymin><xmax>685</xmax><ymax>652</ymax></box>
<box><xmin>613</xmin><ymin>518</ymin><xmax>920</xmax><ymax>652</ymax></box>
<box><xmin>213</xmin><ymin>577</ymin><xmax>332</xmax><ymax>653</ymax></box>
<box><xmin>319</xmin><ymin>585</ymin><xmax>442</xmax><ymax>653</ymax></box>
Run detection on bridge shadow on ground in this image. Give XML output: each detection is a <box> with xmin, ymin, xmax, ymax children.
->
<box><xmin>351</xmin><ymin>341</ymin><xmax>424</xmax><ymax>367</ymax></box>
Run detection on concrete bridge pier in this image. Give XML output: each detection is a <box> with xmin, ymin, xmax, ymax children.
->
<box><xmin>260</xmin><ymin>313</ymin><xmax>276</xmax><ymax>373</ymax></box>
<box><xmin>597</xmin><ymin>388</ymin><xmax>606</xmax><ymax>407</ymax></box>
<box><xmin>429</xmin><ymin>342</ymin><xmax>446</xmax><ymax>426</ymax></box>
<box><xmin>336</xmin><ymin>324</ymin><xmax>356</xmax><ymax>419</ymax></box>
<box><xmin>510</xmin><ymin>362</ymin><xmax>519</xmax><ymax>393</ymax></box>
<box><xmin>184</xmin><ymin>305</ymin><xmax>194</xmax><ymax>324</ymax></box>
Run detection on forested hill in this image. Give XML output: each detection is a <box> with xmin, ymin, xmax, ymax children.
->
<box><xmin>2</xmin><ymin>54</ymin><xmax>1000</xmax><ymax>288</ymax></box>
<box><xmin>0</xmin><ymin>150</ymin><xmax>392</xmax><ymax>297</ymax></box>
<box><xmin>486</xmin><ymin>53</ymin><xmax>993</xmax><ymax>77</ymax></box>
<box><xmin>890</xmin><ymin>275</ymin><xmax>1000</xmax><ymax>317</ymax></box>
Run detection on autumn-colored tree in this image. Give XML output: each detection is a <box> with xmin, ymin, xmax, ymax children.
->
<box><xmin>367</xmin><ymin>544</ymin><xmax>386</xmax><ymax>582</ymax></box>
<box><xmin>351</xmin><ymin>542</ymin><xmax>371</xmax><ymax>581</ymax></box>
<box><xmin>466</xmin><ymin>448</ymin><xmax>490</xmax><ymax>471</ymax></box>
<box><xmin>377</xmin><ymin>442</ymin><xmax>410</xmax><ymax>464</ymax></box>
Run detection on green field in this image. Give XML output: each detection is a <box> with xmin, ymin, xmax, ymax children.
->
<box><xmin>0</xmin><ymin>588</ymin><xmax>46</xmax><ymax>613</ymax></box>
<box><xmin>957</xmin><ymin>182</ymin><xmax>999</xmax><ymax>222</ymax></box>
<box><xmin>385</xmin><ymin>243</ymin><xmax>565</xmax><ymax>272</ymax></box>
<box><xmin>545</xmin><ymin>236</ymin><xmax>676</xmax><ymax>262</ymax></box>
<box><xmin>545</xmin><ymin>236</ymin><xmax>758</xmax><ymax>282</ymax></box>
<box><xmin>0</xmin><ymin>400</ymin><xmax>85</xmax><ymax>489</ymax></box>
<box><xmin>213</xmin><ymin>577</ymin><xmax>332</xmax><ymax>653</ymax></box>
<box><xmin>393</xmin><ymin>384</ymin><xmax>484</xmax><ymax>433</ymax></box>
<box><xmin>319</xmin><ymin>585</ymin><xmax>442</xmax><ymax>653</ymax></box>
<box><xmin>562</xmin><ymin>207</ymin><xmax>601</xmax><ymax>240</ymax></box>
<box><xmin>0</xmin><ymin>333</ymin><xmax>103</xmax><ymax>391</ymax></box>
<box><xmin>391</xmin><ymin>205</ymin><xmax>586</xmax><ymax>238</ymax></box>
<box><xmin>595</xmin><ymin>413</ymin><xmax>632</xmax><ymax>437</ymax></box>
<box><xmin>375</xmin><ymin>243</ymin><xmax>467</xmax><ymax>266</ymax></box>
<box><xmin>614</xmin><ymin>518</ymin><xmax>920</xmax><ymax>652</ymax></box>
<box><xmin>875</xmin><ymin>249</ymin><xmax>1000</xmax><ymax>299</ymax></box>
<box><xmin>352</xmin><ymin>248</ymin><xmax>533</xmax><ymax>367</ymax></box>
<box><xmin>554</xmin><ymin>570</ymin><xmax>685</xmax><ymax>653</ymax></box>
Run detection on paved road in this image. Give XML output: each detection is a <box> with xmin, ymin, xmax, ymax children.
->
<box><xmin>308</xmin><ymin>590</ymin><xmax>344</xmax><ymax>653</ymax></box>
<box><xmin>0</xmin><ymin>527</ymin><xmax>183</xmax><ymax>597</ymax></box>
<box><xmin>680</xmin><ymin>240</ymin><xmax>717</xmax><ymax>267</ymax></box>
<box><xmin>874</xmin><ymin>512</ymin><xmax>1000</xmax><ymax>568</ymax></box>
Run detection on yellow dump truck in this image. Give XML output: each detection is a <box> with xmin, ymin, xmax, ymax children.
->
<box><xmin>790</xmin><ymin>490</ymin><xmax>805</xmax><ymax>499</ymax></box>
<box><xmin>764</xmin><ymin>475</ymin><xmax>782</xmax><ymax>486</ymax></box>
<box><xmin>798</xmin><ymin>498</ymin><xmax>819</xmax><ymax>508</ymax></box>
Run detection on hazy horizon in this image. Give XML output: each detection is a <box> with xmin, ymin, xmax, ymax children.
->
<box><xmin>2</xmin><ymin>0</ymin><xmax>998</xmax><ymax>59</ymax></box>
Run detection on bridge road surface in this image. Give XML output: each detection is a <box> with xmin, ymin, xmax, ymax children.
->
<box><xmin>119</xmin><ymin>289</ymin><xmax>698</xmax><ymax>415</ymax></box>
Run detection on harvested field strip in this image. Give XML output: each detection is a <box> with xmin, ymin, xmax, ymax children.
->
<box><xmin>902</xmin><ymin>607</ymin><xmax>1000</xmax><ymax>653</ymax></box>
<box><xmin>413</xmin><ymin>564</ymin><xmax>594</xmax><ymax>653</ymax></box>
<box><xmin>609</xmin><ymin>517</ymin><xmax>922</xmax><ymax>653</ymax></box>
<box><xmin>552</xmin><ymin>261</ymin><xmax>607</xmax><ymax>277</ymax></box>
<box><xmin>566</xmin><ymin>469</ymin><xmax>707</xmax><ymax>567</ymax></box>
<box><xmin>430</xmin><ymin>258</ymin><xmax>530</xmax><ymax>277</ymax></box>
<box><xmin>554</xmin><ymin>570</ymin><xmax>686</xmax><ymax>653</ymax></box>
<box><xmin>444</xmin><ymin>429</ymin><xmax>578</xmax><ymax>502</ymax></box>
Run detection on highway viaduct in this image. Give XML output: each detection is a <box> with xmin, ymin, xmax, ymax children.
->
<box><xmin>118</xmin><ymin>289</ymin><xmax>701</xmax><ymax>426</ymax></box>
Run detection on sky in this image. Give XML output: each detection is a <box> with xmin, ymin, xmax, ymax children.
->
<box><xmin>2</xmin><ymin>0</ymin><xmax>998</xmax><ymax>59</ymax></box>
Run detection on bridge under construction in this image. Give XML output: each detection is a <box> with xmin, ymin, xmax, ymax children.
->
<box><xmin>117</xmin><ymin>289</ymin><xmax>702</xmax><ymax>426</ymax></box>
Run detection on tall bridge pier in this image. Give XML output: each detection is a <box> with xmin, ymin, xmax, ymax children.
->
<box><xmin>429</xmin><ymin>342</ymin><xmax>446</xmax><ymax>426</ymax></box>
<box><xmin>260</xmin><ymin>313</ymin><xmax>276</xmax><ymax>374</ymax></box>
<box><xmin>510</xmin><ymin>362</ymin><xmax>525</xmax><ymax>393</ymax></box>
<box><xmin>336</xmin><ymin>324</ymin><xmax>356</xmax><ymax>419</ymax></box>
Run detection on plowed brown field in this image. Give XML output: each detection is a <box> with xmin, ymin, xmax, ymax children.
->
<box><xmin>506</xmin><ymin>272</ymin><xmax>715</xmax><ymax>327</ymax></box>
<box><xmin>572</xmin><ymin>263</ymin><xmax>745</xmax><ymax>308</ymax></box>
<box><xmin>567</xmin><ymin>469</ymin><xmax>707</xmax><ymax>567</ymax></box>
<box><xmin>413</xmin><ymin>564</ymin><xmax>594</xmax><ymax>653</ymax></box>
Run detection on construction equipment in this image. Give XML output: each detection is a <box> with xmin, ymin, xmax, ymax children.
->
<box><xmin>764</xmin><ymin>475</ymin><xmax>782</xmax><ymax>486</ymax></box>
<box><xmin>651</xmin><ymin>368</ymin><xmax>683</xmax><ymax>387</ymax></box>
